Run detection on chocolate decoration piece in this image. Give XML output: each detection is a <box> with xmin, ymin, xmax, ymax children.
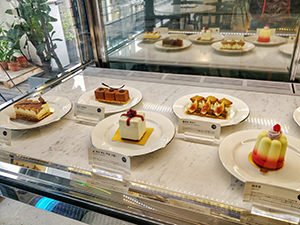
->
<box><xmin>101</xmin><ymin>82</ymin><xmax>125</xmax><ymax>90</ymax></box>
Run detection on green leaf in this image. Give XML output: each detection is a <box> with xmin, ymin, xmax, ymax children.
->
<box><xmin>48</xmin><ymin>16</ymin><xmax>57</xmax><ymax>22</ymax></box>
<box><xmin>37</xmin><ymin>43</ymin><xmax>46</xmax><ymax>53</ymax></box>
<box><xmin>5</xmin><ymin>9</ymin><xmax>13</xmax><ymax>15</ymax></box>
<box><xmin>52</xmin><ymin>38</ymin><xmax>62</xmax><ymax>42</ymax></box>
<box><xmin>51</xmin><ymin>31</ymin><xmax>56</xmax><ymax>38</ymax></box>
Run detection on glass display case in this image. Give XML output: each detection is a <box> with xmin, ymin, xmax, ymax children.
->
<box><xmin>1</xmin><ymin>0</ymin><xmax>300</xmax><ymax>224</ymax></box>
<box><xmin>97</xmin><ymin>0</ymin><xmax>300</xmax><ymax>82</ymax></box>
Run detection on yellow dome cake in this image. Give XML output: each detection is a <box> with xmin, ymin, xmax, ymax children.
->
<box><xmin>257</xmin><ymin>25</ymin><xmax>271</xmax><ymax>42</ymax></box>
<box><xmin>252</xmin><ymin>124</ymin><xmax>287</xmax><ymax>170</ymax></box>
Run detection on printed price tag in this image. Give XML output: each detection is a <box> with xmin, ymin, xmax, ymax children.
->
<box><xmin>46</xmin><ymin>167</ymin><xmax>71</xmax><ymax>179</ymax></box>
<box><xmin>178</xmin><ymin>119</ymin><xmax>220</xmax><ymax>139</ymax></box>
<box><xmin>74</xmin><ymin>103</ymin><xmax>104</xmax><ymax>122</ymax></box>
<box><xmin>244</xmin><ymin>182</ymin><xmax>300</xmax><ymax>216</ymax></box>
<box><xmin>88</xmin><ymin>147</ymin><xmax>130</xmax><ymax>181</ymax></box>
<box><xmin>0</xmin><ymin>128</ymin><xmax>11</xmax><ymax>146</ymax></box>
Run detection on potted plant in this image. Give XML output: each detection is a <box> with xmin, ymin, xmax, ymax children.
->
<box><xmin>17</xmin><ymin>55</ymin><xmax>28</xmax><ymax>68</ymax></box>
<box><xmin>6</xmin><ymin>0</ymin><xmax>63</xmax><ymax>73</ymax></box>
<box><xmin>0</xmin><ymin>45</ymin><xmax>9</xmax><ymax>71</ymax></box>
<box><xmin>0</xmin><ymin>27</ymin><xmax>9</xmax><ymax>71</ymax></box>
<box><xmin>7</xmin><ymin>52</ymin><xmax>20</xmax><ymax>72</ymax></box>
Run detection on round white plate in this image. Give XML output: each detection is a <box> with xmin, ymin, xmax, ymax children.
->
<box><xmin>188</xmin><ymin>33</ymin><xmax>224</xmax><ymax>44</ymax></box>
<box><xmin>91</xmin><ymin>111</ymin><xmax>175</xmax><ymax>157</ymax></box>
<box><xmin>172</xmin><ymin>93</ymin><xmax>249</xmax><ymax>127</ymax></box>
<box><xmin>211</xmin><ymin>41</ymin><xmax>255</xmax><ymax>53</ymax></box>
<box><xmin>219</xmin><ymin>129</ymin><xmax>300</xmax><ymax>190</ymax></box>
<box><xmin>0</xmin><ymin>96</ymin><xmax>72</xmax><ymax>130</ymax></box>
<box><xmin>154</xmin><ymin>39</ymin><xmax>192</xmax><ymax>51</ymax></box>
<box><xmin>293</xmin><ymin>107</ymin><xmax>300</xmax><ymax>127</ymax></box>
<box><xmin>244</xmin><ymin>35</ymin><xmax>286</xmax><ymax>46</ymax></box>
<box><xmin>78</xmin><ymin>87</ymin><xmax>142</xmax><ymax>115</ymax></box>
<box><xmin>279</xmin><ymin>43</ymin><xmax>294</xmax><ymax>56</ymax></box>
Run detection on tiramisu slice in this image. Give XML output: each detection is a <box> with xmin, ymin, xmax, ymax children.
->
<box><xmin>13</xmin><ymin>97</ymin><xmax>51</xmax><ymax>122</ymax></box>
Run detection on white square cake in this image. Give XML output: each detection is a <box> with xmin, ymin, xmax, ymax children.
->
<box><xmin>119</xmin><ymin>111</ymin><xmax>146</xmax><ymax>140</ymax></box>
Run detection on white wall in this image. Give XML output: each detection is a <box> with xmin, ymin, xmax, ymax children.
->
<box><xmin>49</xmin><ymin>2</ymin><xmax>70</xmax><ymax>69</ymax></box>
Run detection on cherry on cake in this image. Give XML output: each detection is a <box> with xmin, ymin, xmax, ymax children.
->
<box><xmin>252</xmin><ymin>124</ymin><xmax>287</xmax><ymax>170</ymax></box>
<box><xmin>119</xmin><ymin>109</ymin><xmax>146</xmax><ymax>141</ymax></box>
<box><xmin>13</xmin><ymin>97</ymin><xmax>51</xmax><ymax>122</ymax></box>
<box><xmin>257</xmin><ymin>25</ymin><xmax>271</xmax><ymax>42</ymax></box>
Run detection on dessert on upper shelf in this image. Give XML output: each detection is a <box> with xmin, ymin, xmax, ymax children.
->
<box><xmin>143</xmin><ymin>32</ymin><xmax>161</xmax><ymax>39</ymax></box>
<box><xmin>162</xmin><ymin>37</ymin><xmax>183</xmax><ymax>47</ymax></box>
<box><xmin>220</xmin><ymin>40</ymin><xmax>245</xmax><ymax>50</ymax></box>
<box><xmin>257</xmin><ymin>25</ymin><xmax>271</xmax><ymax>42</ymax></box>
<box><xmin>252</xmin><ymin>124</ymin><xmax>287</xmax><ymax>170</ymax></box>
<box><xmin>197</xmin><ymin>27</ymin><xmax>213</xmax><ymax>41</ymax></box>
<box><xmin>119</xmin><ymin>109</ymin><xmax>146</xmax><ymax>141</ymax></box>
<box><xmin>13</xmin><ymin>97</ymin><xmax>51</xmax><ymax>122</ymax></box>
<box><xmin>186</xmin><ymin>95</ymin><xmax>232</xmax><ymax>119</ymax></box>
<box><xmin>94</xmin><ymin>84</ymin><xmax>130</xmax><ymax>104</ymax></box>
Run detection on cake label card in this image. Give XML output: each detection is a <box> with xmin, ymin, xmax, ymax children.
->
<box><xmin>88</xmin><ymin>147</ymin><xmax>130</xmax><ymax>182</ymax></box>
<box><xmin>244</xmin><ymin>182</ymin><xmax>300</xmax><ymax>216</ymax></box>
<box><xmin>74</xmin><ymin>103</ymin><xmax>104</xmax><ymax>123</ymax></box>
<box><xmin>178</xmin><ymin>119</ymin><xmax>221</xmax><ymax>140</ymax></box>
<box><xmin>0</xmin><ymin>128</ymin><xmax>11</xmax><ymax>146</ymax></box>
<box><xmin>240</xmin><ymin>210</ymin><xmax>299</xmax><ymax>225</ymax></box>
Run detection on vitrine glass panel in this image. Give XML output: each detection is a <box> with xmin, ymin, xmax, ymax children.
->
<box><xmin>102</xmin><ymin>0</ymin><xmax>300</xmax><ymax>82</ymax></box>
<box><xmin>0</xmin><ymin>0</ymin><xmax>93</xmax><ymax>105</ymax></box>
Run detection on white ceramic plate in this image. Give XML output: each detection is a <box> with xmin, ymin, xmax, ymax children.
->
<box><xmin>189</xmin><ymin>33</ymin><xmax>224</xmax><ymax>44</ymax></box>
<box><xmin>91</xmin><ymin>111</ymin><xmax>175</xmax><ymax>157</ymax></box>
<box><xmin>279</xmin><ymin>43</ymin><xmax>294</xmax><ymax>56</ymax></box>
<box><xmin>219</xmin><ymin>129</ymin><xmax>300</xmax><ymax>190</ymax></box>
<box><xmin>172</xmin><ymin>93</ymin><xmax>249</xmax><ymax>127</ymax></box>
<box><xmin>211</xmin><ymin>41</ymin><xmax>255</xmax><ymax>53</ymax></box>
<box><xmin>244</xmin><ymin>35</ymin><xmax>286</xmax><ymax>46</ymax></box>
<box><xmin>0</xmin><ymin>96</ymin><xmax>72</xmax><ymax>130</ymax></box>
<box><xmin>293</xmin><ymin>107</ymin><xmax>300</xmax><ymax>127</ymax></box>
<box><xmin>154</xmin><ymin>39</ymin><xmax>192</xmax><ymax>51</ymax></box>
<box><xmin>78</xmin><ymin>87</ymin><xmax>142</xmax><ymax>115</ymax></box>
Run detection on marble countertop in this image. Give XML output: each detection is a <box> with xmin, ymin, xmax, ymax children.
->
<box><xmin>2</xmin><ymin>68</ymin><xmax>300</xmax><ymax>212</ymax></box>
<box><xmin>109</xmin><ymin>37</ymin><xmax>299</xmax><ymax>75</ymax></box>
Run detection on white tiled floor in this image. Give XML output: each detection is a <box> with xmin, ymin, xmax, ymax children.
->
<box><xmin>0</xmin><ymin>197</ymin><xmax>86</xmax><ymax>225</ymax></box>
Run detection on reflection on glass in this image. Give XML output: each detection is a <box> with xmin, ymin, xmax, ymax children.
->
<box><xmin>104</xmin><ymin>0</ymin><xmax>300</xmax><ymax>82</ymax></box>
<box><xmin>0</xmin><ymin>0</ymin><xmax>89</xmax><ymax>104</ymax></box>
